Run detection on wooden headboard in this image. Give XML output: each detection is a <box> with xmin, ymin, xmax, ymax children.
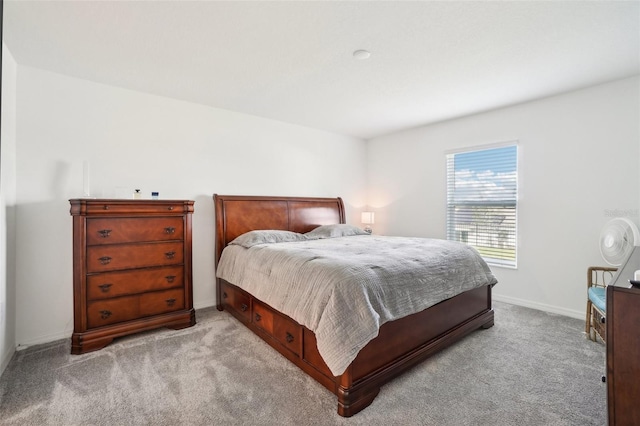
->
<box><xmin>213</xmin><ymin>194</ymin><xmax>345</xmax><ymax>266</ymax></box>
<box><xmin>213</xmin><ymin>194</ymin><xmax>345</xmax><ymax>310</ymax></box>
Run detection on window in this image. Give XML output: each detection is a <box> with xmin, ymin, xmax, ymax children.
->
<box><xmin>446</xmin><ymin>144</ymin><xmax>518</xmax><ymax>268</ymax></box>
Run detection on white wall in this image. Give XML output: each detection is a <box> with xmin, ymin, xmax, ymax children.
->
<box><xmin>367</xmin><ymin>76</ymin><xmax>640</xmax><ymax>318</ymax></box>
<box><xmin>14</xmin><ymin>65</ymin><xmax>367</xmax><ymax>347</ymax></box>
<box><xmin>9</xmin><ymin>63</ymin><xmax>639</xmax><ymax>348</ymax></box>
<box><xmin>1</xmin><ymin>43</ymin><xmax>18</xmax><ymax>372</ymax></box>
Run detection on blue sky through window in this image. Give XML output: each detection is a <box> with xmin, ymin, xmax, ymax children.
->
<box><xmin>454</xmin><ymin>145</ymin><xmax>517</xmax><ymax>175</ymax></box>
<box><xmin>451</xmin><ymin>145</ymin><xmax>517</xmax><ymax>203</ymax></box>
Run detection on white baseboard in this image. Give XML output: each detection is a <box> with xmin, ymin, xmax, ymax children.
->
<box><xmin>194</xmin><ymin>298</ymin><xmax>217</xmax><ymax>310</ymax></box>
<box><xmin>15</xmin><ymin>302</ymin><xmax>219</xmax><ymax>351</ymax></box>
<box><xmin>12</xmin><ymin>296</ymin><xmax>577</xmax><ymax>353</ymax></box>
<box><xmin>493</xmin><ymin>294</ymin><xmax>584</xmax><ymax>320</ymax></box>
<box><xmin>16</xmin><ymin>329</ymin><xmax>72</xmax><ymax>351</ymax></box>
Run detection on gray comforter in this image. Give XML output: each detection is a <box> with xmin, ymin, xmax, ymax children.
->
<box><xmin>216</xmin><ymin>234</ymin><xmax>497</xmax><ymax>376</ymax></box>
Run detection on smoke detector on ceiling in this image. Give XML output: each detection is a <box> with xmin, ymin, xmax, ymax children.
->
<box><xmin>353</xmin><ymin>50</ymin><xmax>371</xmax><ymax>60</ymax></box>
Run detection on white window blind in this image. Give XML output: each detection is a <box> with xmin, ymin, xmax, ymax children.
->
<box><xmin>446</xmin><ymin>144</ymin><xmax>518</xmax><ymax>268</ymax></box>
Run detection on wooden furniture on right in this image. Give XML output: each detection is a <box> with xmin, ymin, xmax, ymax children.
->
<box><xmin>214</xmin><ymin>194</ymin><xmax>495</xmax><ymax>417</ymax></box>
<box><xmin>606</xmin><ymin>284</ymin><xmax>640</xmax><ymax>425</ymax></box>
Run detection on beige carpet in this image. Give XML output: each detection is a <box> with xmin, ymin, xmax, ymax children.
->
<box><xmin>0</xmin><ymin>302</ymin><xmax>607</xmax><ymax>425</ymax></box>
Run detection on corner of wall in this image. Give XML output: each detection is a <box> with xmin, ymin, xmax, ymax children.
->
<box><xmin>1</xmin><ymin>41</ymin><xmax>19</xmax><ymax>376</ymax></box>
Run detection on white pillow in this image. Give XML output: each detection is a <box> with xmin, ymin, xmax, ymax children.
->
<box><xmin>229</xmin><ymin>230</ymin><xmax>308</xmax><ymax>248</ymax></box>
<box><xmin>305</xmin><ymin>224</ymin><xmax>369</xmax><ymax>239</ymax></box>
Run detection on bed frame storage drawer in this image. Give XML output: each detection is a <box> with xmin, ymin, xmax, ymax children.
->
<box><xmin>273</xmin><ymin>314</ymin><xmax>302</xmax><ymax>357</ymax></box>
<box><xmin>253</xmin><ymin>300</ymin><xmax>275</xmax><ymax>334</ymax></box>
<box><xmin>223</xmin><ymin>283</ymin><xmax>303</xmax><ymax>357</ymax></box>
<box><xmin>220</xmin><ymin>281</ymin><xmax>251</xmax><ymax>322</ymax></box>
<box><xmin>70</xmin><ymin>199</ymin><xmax>195</xmax><ymax>354</ymax></box>
<box><xmin>254</xmin><ymin>299</ymin><xmax>302</xmax><ymax>357</ymax></box>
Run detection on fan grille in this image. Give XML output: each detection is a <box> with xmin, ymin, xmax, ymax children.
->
<box><xmin>600</xmin><ymin>218</ymin><xmax>639</xmax><ymax>266</ymax></box>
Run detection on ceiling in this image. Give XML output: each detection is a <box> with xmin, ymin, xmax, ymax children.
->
<box><xmin>4</xmin><ymin>0</ymin><xmax>639</xmax><ymax>140</ymax></box>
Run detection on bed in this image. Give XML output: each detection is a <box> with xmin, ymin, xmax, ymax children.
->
<box><xmin>213</xmin><ymin>194</ymin><xmax>496</xmax><ymax>417</ymax></box>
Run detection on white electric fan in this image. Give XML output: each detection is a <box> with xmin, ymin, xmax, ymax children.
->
<box><xmin>599</xmin><ymin>217</ymin><xmax>640</xmax><ymax>266</ymax></box>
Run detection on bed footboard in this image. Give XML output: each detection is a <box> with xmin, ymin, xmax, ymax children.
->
<box><xmin>219</xmin><ymin>279</ymin><xmax>493</xmax><ymax>417</ymax></box>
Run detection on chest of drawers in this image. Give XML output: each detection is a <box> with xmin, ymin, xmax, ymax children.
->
<box><xmin>70</xmin><ymin>199</ymin><xmax>195</xmax><ymax>354</ymax></box>
<box><xmin>607</xmin><ymin>284</ymin><xmax>640</xmax><ymax>425</ymax></box>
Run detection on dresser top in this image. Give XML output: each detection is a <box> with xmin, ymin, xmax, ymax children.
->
<box><xmin>70</xmin><ymin>199</ymin><xmax>194</xmax><ymax>216</ymax></box>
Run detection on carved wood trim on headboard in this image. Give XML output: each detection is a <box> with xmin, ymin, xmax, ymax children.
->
<box><xmin>213</xmin><ymin>194</ymin><xmax>345</xmax><ymax>308</ymax></box>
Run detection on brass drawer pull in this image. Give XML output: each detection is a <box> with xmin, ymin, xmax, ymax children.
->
<box><xmin>240</xmin><ymin>303</ymin><xmax>248</xmax><ymax>312</ymax></box>
<box><xmin>98</xmin><ymin>283</ymin><xmax>112</xmax><ymax>293</ymax></box>
<box><xmin>255</xmin><ymin>313</ymin><xmax>261</xmax><ymax>322</ymax></box>
<box><xmin>285</xmin><ymin>332</ymin><xmax>294</xmax><ymax>343</ymax></box>
<box><xmin>98</xmin><ymin>229</ymin><xmax>112</xmax><ymax>238</ymax></box>
<box><xmin>100</xmin><ymin>310</ymin><xmax>112</xmax><ymax>319</ymax></box>
<box><xmin>98</xmin><ymin>256</ymin><xmax>112</xmax><ymax>265</ymax></box>
<box><xmin>168</xmin><ymin>206</ymin><xmax>174</xmax><ymax>211</ymax></box>
<box><xmin>164</xmin><ymin>251</ymin><xmax>176</xmax><ymax>259</ymax></box>
<box><xmin>164</xmin><ymin>227</ymin><xmax>176</xmax><ymax>234</ymax></box>
<box><xmin>165</xmin><ymin>275</ymin><xmax>176</xmax><ymax>283</ymax></box>
<box><xmin>103</xmin><ymin>205</ymin><xmax>109</xmax><ymax>210</ymax></box>
<box><xmin>166</xmin><ymin>298</ymin><xmax>177</xmax><ymax>307</ymax></box>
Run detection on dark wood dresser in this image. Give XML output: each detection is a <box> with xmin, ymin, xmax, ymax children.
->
<box><xmin>606</xmin><ymin>284</ymin><xmax>640</xmax><ymax>425</ymax></box>
<box><xmin>70</xmin><ymin>199</ymin><xmax>195</xmax><ymax>354</ymax></box>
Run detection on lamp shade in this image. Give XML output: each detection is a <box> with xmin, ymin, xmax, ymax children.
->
<box><xmin>361</xmin><ymin>211</ymin><xmax>375</xmax><ymax>225</ymax></box>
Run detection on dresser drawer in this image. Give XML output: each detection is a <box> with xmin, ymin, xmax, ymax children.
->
<box><xmin>87</xmin><ymin>296</ymin><xmax>139</xmax><ymax>328</ymax></box>
<box><xmin>87</xmin><ymin>242</ymin><xmax>184</xmax><ymax>272</ymax></box>
<box><xmin>140</xmin><ymin>289</ymin><xmax>184</xmax><ymax>317</ymax></box>
<box><xmin>220</xmin><ymin>281</ymin><xmax>251</xmax><ymax>322</ymax></box>
<box><xmin>87</xmin><ymin>266</ymin><xmax>184</xmax><ymax>300</ymax></box>
<box><xmin>87</xmin><ymin>217</ymin><xmax>184</xmax><ymax>245</ymax></box>
<box><xmin>87</xmin><ymin>289</ymin><xmax>184</xmax><ymax>328</ymax></box>
<box><xmin>82</xmin><ymin>201</ymin><xmax>188</xmax><ymax>215</ymax></box>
